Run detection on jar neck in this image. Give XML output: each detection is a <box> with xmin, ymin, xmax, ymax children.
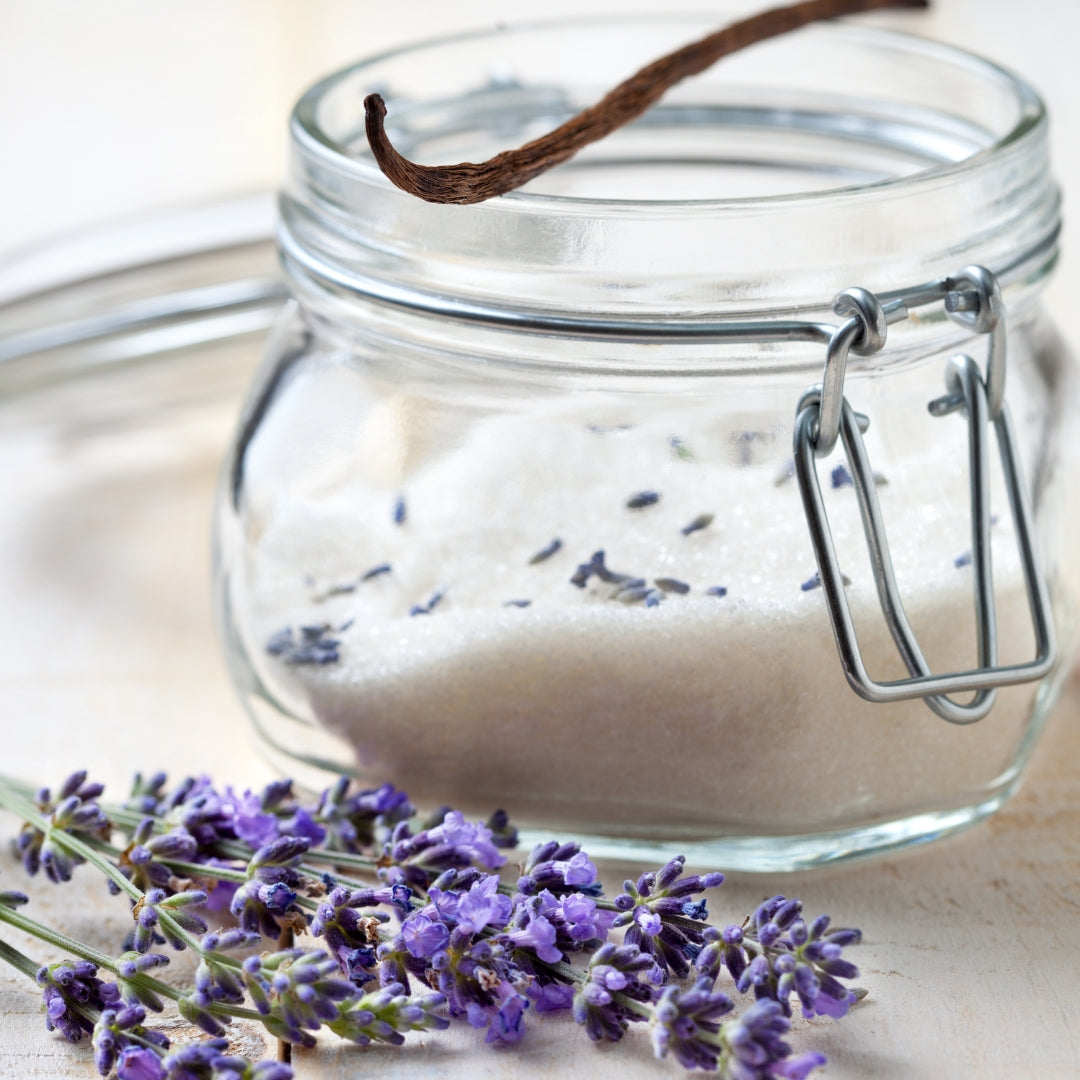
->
<box><xmin>280</xmin><ymin>16</ymin><xmax>1059</xmax><ymax>363</ymax></box>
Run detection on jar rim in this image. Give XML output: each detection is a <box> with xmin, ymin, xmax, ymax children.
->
<box><xmin>281</xmin><ymin>14</ymin><xmax>1059</xmax><ymax>339</ymax></box>
<box><xmin>292</xmin><ymin>14</ymin><xmax>1045</xmax><ymax>214</ymax></box>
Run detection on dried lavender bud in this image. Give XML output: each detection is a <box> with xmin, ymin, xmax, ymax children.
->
<box><xmin>409</xmin><ymin>588</ymin><xmax>444</xmax><ymax>617</ymax></box>
<box><xmin>734</xmin><ymin>430</ymin><xmax>767</xmax><ymax>467</ymax></box>
<box><xmin>125</xmin><ymin>772</ymin><xmax>169</xmax><ymax>816</ymax></box>
<box><xmin>134</xmin><ymin>889</ymin><xmax>209</xmax><ymax>953</ymax></box>
<box><xmin>651</xmin><ymin>977</ymin><xmax>734</xmax><ymax>1070</ymax></box>
<box><xmin>831</xmin><ymin>463</ymin><xmax>854</xmax><ymax>489</ymax></box>
<box><xmin>265</xmin><ymin>626</ymin><xmax>340</xmax><ymax>665</ymax></box>
<box><xmin>327</xmin><ymin>982</ymin><xmax>449</xmax><ymax>1046</ymax></box>
<box><xmin>17</xmin><ymin>772</ymin><xmax>111</xmax><ymax>883</ymax></box>
<box><xmin>38</xmin><ymin>961</ymin><xmax>121</xmax><ymax>1043</ymax></box>
<box><xmin>503</xmin><ymin>599</ymin><xmax>532</xmax><ymax>608</ymax></box>
<box><xmin>614</xmin><ymin>856</ymin><xmax>724</xmax><ymax>978</ymax></box>
<box><xmin>572</xmin><ymin>943</ymin><xmax>654</xmax><ymax>1043</ymax></box>
<box><xmin>93</xmin><ymin>1005</ymin><xmax>170</xmax><ymax>1076</ymax></box>
<box><xmin>361</xmin><ymin>562</ymin><xmax>393</xmax><ymax>580</ymax></box>
<box><xmin>387</xmin><ymin>811</ymin><xmax>506</xmax><ymax>880</ymax></box>
<box><xmin>669</xmin><ymin>435</ymin><xmax>694</xmax><ymax>461</ymax></box>
<box><xmin>625</xmin><ymin>490</ymin><xmax>660</xmax><ymax>509</ymax></box>
<box><xmin>393</xmin><ymin>495</ymin><xmax>407</xmax><ymax>526</ymax></box>
<box><xmin>705</xmin><ymin>585</ymin><xmax>728</xmax><ymax>598</ymax></box>
<box><xmin>955</xmin><ymin>551</ymin><xmax>973</xmax><ymax>568</ymax></box>
<box><xmin>586</xmin><ymin>423</ymin><xmax>631</xmax><ymax>435</ymax></box>
<box><xmin>529</xmin><ymin>538</ymin><xmax>563</xmax><ymax>564</ymax></box>
<box><xmin>486</xmin><ymin>809</ymin><xmax>518</xmax><ymax>850</ymax></box>
<box><xmin>654</xmin><ymin>578</ymin><xmax>690</xmax><ymax>595</ymax></box>
<box><xmin>681</xmin><ymin>513</ymin><xmax>713</xmax><ymax>536</ymax></box>
<box><xmin>800</xmin><ymin>571</ymin><xmax>851</xmax><ymax>592</ymax></box>
<box><xmin>316</xmin><ymin>778</ymin><xmax>412</xmax><ymax>852</ymax></box>
<box><xmin>717</xmin><ymin>999</ymin><xmax>825</xmax><ymax>1080</ymax></box>
<box><xmin>116</xmin><ymin>818</ymin><xmax>198</xmax><ymax>894</ymax></box>
<box><xmin>518</xmin><ymin>841</ymin><xmax>600</xmax><ymax>898</ymax></box>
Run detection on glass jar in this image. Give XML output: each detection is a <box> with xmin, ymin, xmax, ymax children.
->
<box><xmin>213</xmin><ymin>16</ymin><xmax>1080</xmax><ymax>870</ymax></box>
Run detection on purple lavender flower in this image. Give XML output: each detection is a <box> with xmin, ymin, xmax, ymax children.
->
<box><xmin>37</xmin><ymin>961</ymin><xmax>121</xmax><ymax>1043</ymax></box>
<box><xmin>517</xmin><ymin>841</ymin><xmax>601</xmax><ymax>897</ymax></box>
<box><xmin>134</xmin><ymin>889</ymin><xmax>208</xmax><ymax>952</ymax></box>
<box><xmin>505</xmin><ymin>891</ymin><xmax>613</xmax><ymax>963</ymax></box>
<box><xmin>244</xmin><ymin>950</ymin><xmax>358</xmax><ymax>1049</ymax></box>
<box><xmin>92</xmin><ymin>1005</ymin><xmax>170</xmax><ymax>1076</ymax></box>
<box><xmin>311</xmin><ymin>886</ymin><xmax>403</xmax><ymax>982</ymax></box>
<box><xmin>230</xmin><ymin>837</ymin><xmax>310</xmax><ymax>938</ymax></box>
<box><xmin>190</xmin><ymin>930</ymin><xmax>261</xmax><ymax>1008</ymax></box>
<box><xmin>718</xmin><ymin>999</ymin><xmax>826</xmax><ymax>1080</ymax></box>
<box><xmin>572</xmin><ymin>943</ymin><xmax>654</xmax><ymax>1043</ymax></box>
<box><xmin>650</xmin><ymin>977</ymin><xmax>734</xmax><ymax>1070</ymax></box>
<box><xmin>223</xmin><ymin>780</ymin><xmax>326</xmax><ymax>850</ymax></box>
<box><xmin>316</xmin><ymin>778</ymin><xmax>412</xmax><ymax>852</ymax></box>
<box><xmin>387</xmin><ymin>811</ymin><xmax>506</xmax><ymax>884</ymax></box>
<box><xmin>722</xmin><ymin>898</ymin><xmax>861</xmax><ymax>1020</ymax></box>
<box><xmin>326</xmin><ymin>982</ymin><xmax>449</xmax><ymax>1047</ymax></box>
<box><xmin>17</xmin><ymin>771</ymin><xmax>111</xmax><ymax>883</ymax></box>
<box><xmin>124</xmin><ymin>772</ymin><xmax>169</xmax><ymax>816</ymax></box>
<box><xmin>115</xmin><ymin>818</ymin><xmax>199</xmax><ymax>894</ymax></box>
<box><xmin>116</xmin><ymin>1047</ymin><xmax>167</xmax><ymax>1080</ymax></box>
<box><xmin>614</xmin><ymin>856</ymin><xmax>724</xmax><ymax>978</ymax></box>
<box><xmin>115</xmin><ymin>951</ymin><xmax>171</xmax><ymax>1012</ymax></box>
<box><xmin>0</xmin><ymin>889</ymin><xmax>28</xmax><ymax>908</ymax></box>
<box><xmin>485</xmin><ymin>808</ymin><xmax>518</xmax><ymax>849</ymax></box>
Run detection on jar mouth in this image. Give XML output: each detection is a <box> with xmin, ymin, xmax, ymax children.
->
<box><xmin>283</xmin><ymin>15</ymin><xmax>1058</xmax><ymax>333</ymax></box>
<box><xmin>295</xmin><ymin>15</ymin><xmax>1046</xmax><ymax>213</ymax></box>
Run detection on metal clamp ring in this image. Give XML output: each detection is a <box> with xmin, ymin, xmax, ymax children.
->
<box><xmin>944</xmin><ymin>265</ymin><xmax>1005</xmax><ymax>418</ymax></box>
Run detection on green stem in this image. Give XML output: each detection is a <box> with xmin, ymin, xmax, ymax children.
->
<box><xmin>0</xmin><ymin>902</ymin><xmax>117</xmax><ymax>969</ymax></box>
<box><xmin>0</xmin><ymin>902</ymin><xmax>266</xmax><ymax>1023</ymax></box>
<box><xmin>0</xmin><ymin>934</ymin><xmax>42</xmax><ymax>981</ymax></box>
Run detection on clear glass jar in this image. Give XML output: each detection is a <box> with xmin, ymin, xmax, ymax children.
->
<box><xmin>213</xmin><ymin>16</ymin><xmax>1080</xmax><ymax>870</ymax></box>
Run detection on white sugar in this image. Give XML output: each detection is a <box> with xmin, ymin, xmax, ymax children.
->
<box><xmin>243</xmin><ymin>384</ymin><xmax>1041</xmax><ymax>838</ymax></box>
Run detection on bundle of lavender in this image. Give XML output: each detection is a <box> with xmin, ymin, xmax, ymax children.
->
<box><xmin>0</xmin><ymin>770</ymin><xmax>862</xmax><ymax>1079</ymax></box>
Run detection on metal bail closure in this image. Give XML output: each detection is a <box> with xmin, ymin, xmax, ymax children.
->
<box><xmin>793</xmin><ymin>271</ymin><xmax>1055</xmax><ymax>724</ymax></box>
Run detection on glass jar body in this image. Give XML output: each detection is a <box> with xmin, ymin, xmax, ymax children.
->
<box><xmin>212</xmin><ymin>17</ymin><xmax>1078</xmax><ymax>869</ymax></box>
<box><xmin>215</xmin><ymin>300</ymin><xmax>1080</xmax><ymax>869</ymax></box>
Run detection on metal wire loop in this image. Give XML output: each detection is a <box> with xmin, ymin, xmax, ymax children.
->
<box><xmin>944</xmin><ymin>265</ymin><xmax>1005</xmax><ymax>418</ymax></box>
<box><xmin>813</xmin><ymin>288</ymin><xmax>905</xmax><ymax>457</ymax></box>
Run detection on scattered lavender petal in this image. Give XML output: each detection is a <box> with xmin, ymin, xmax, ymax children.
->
<box><xmin>587</xmin><ymin>423</ymin><xmax>631</xmax><ymax>435</ymax></box>
<box><xmin>626</xmin><ymin>491</ymin><xmax>660</xmax><ymax>510</ymax></box>
<box><xmin>393</xmin><ymin>495</ymin><xmax>407</xmax><ymax>526</ymax></box>
<box><xmin>734</xmin><ymin>430</ymin><xmax>766</xmax><ymax>466</ymax></box>
<box><xmin>362</xmin><ymin>563</ymin><xmax>393</xmax><ymax>580</ymax></box>
<box><xmin>680</xmin><ymin>513</ymin><xmax>713</xmax><ymax>537</ymax></box>
<box><xmin>954</xmin><ymin>551</ymin><xmax>973</xmax><ymax>568</ymax></box>
<box><xmin>831</xmin><ymin>464</ymin><xmax>853</xmax><ymax>489</ymax></box>
<box><xmin>529</xmin><ymin>538</ymin><xmax>563</xmax><ymax>565</ymax></box>
<box><xmin>874</xmin><ymin>471</ymin><xmax>889</xmax><ymax>487</ymax></box>
<box><xmin>654</xmin><ymin>578</ymin><xmax>690</xmax><ymax>595</ymax></box>
<box><xmin>503</xmin><ymin>599</ymin><xmax>532</xmax><ymax>608</ymax></box>
<box><xmin>409</xmin><ymin>589</ymin><xmax>445</xmax><ymax>616</ymax></box>
<box><xmin>705</xmin><ymin>586</ymin><xmax>728</xmax><ymax>598</ymax></box>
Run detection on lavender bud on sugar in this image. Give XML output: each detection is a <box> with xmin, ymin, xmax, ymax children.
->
<box><xmin>654</xmin><ymin>578</ymin><xmax>690</xmax><ymax>595</ymax></box>
<box><xmin>680</xmin><ymin>513</ymin><xmax>713</xmax><ymax>536</ymax></box>
<box><xmin>705</xmin><ymin>585</ymin><xmax>728</xmax><ymax>598</ymax></box>
<box><xmin>393</xmin><ymin>495</ymin><xmax>407</xmax><ymax>526</ymax></box>
<box><xmin>626</xmin><ymin>491</ymin><xmax>661</xmax><ymax>510</ymax></box>
<box><xmin>831</xmin><ymin>463</ymin><xmax>853</xmax><ymax>489</ymax></box>
<box><xmin>955</xmin><ymin>551</ymin><xmax>973</xmax><ymax>568</ymax></box>
<box><xmin>362</xmin><ymin>562</ymin><xmax>393</xmax><ymax>580</ymax></box>
<box><xmin>409</xmin><ymin>589</ymin><xmax>445</xmax><ymax>617</ymax></box>
<box><xmin>529</xmin><ymin>538</ymin><xmax>563</xmax><ymax>565</ymax></box>
<box><xmin>801</xmin><ymin>571</ymin><xmax>851</xmax><ymax>592</ymax></box>
<box><xmin>503</xmin><ymin>599</ymin><xmax>532</xmax><ymax>608</ymax></box>
<box><xmin>669</xmin><ymin>434</ymin><xmax>694</xmax><ymax>461</ymax></box>
<box><xmin>265</xmin><ymin>625</ymin><xmax>341</xmax><ymax>665</ymax></box>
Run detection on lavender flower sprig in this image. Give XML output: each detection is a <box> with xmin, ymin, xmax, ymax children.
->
<box><xmin>0</xmin><ymin>770</ymin><xmax>863</xmax><ymax>1079</ymax></box>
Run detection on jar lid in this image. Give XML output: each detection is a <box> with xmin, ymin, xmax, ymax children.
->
<box><xmin>0</xmin><ymin>194</ymin><xmax>286</xmax><ymax>397</ymax></box>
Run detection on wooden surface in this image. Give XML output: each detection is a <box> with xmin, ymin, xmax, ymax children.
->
<box><xmin>1</xmin><ymin>339</ymin><xmax>1079</xmax><ymax>1079</ymax></box>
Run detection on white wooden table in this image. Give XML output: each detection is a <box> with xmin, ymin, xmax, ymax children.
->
<box><xmin>0</xmin><ymin>362</ymin><xmax>1078</xmax><ymax>1078</ymax></box>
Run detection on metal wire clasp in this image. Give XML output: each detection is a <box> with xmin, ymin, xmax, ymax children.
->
<box><xmin>793</xmin><ymin>266</ymin><xmax>1055</xmax><ymax>724</ymax></box>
